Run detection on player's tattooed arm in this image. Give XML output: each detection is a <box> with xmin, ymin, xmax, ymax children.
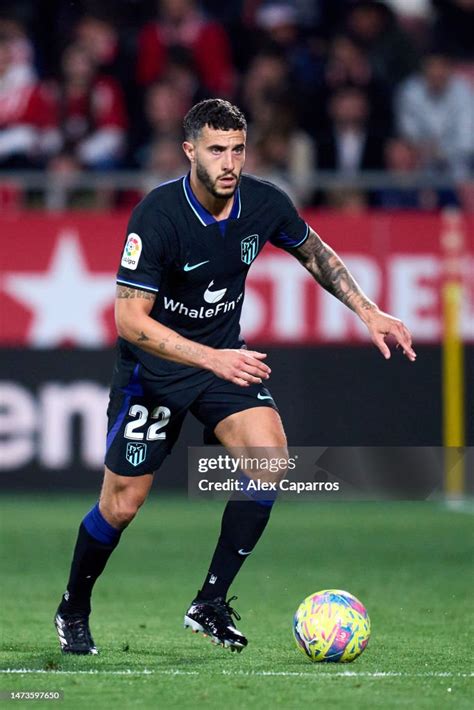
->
<box><xmin>115</xmin><ymin>285</ymin><xmax>213</xmax><ymax>365</ymax></box>
<box><xmin>115</xmin><ymin>286</ymin><xmax>272</xmax><ymax>379</ymax></box>
<box><xmin>287</xmin><ymin>228</ymin><xmax>417</xmax><ymax>361</ymax></box>
<box><xmin>116</xmin><ymin>286</ymin><xmax>156</xmax><ymax>300</ymax></box>
<box><xmin>116</xmin><ymin>286</ymin><xmax>157</xmax><ymax>345</ymax></box>
<box><xmin>288</xmin><ymin>228</ymin><xmax>377</xmax><ymax>316</ymax></box>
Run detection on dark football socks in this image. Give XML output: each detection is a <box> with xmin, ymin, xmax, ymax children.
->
<box><xmin>198</xmin><ymin>495</ymin><xmax>274</xmax><ymax>601</ymax></box>
<box><xmin>59</xmin><ymin>503</ymin><xmax>122</xmax><ymax>615</ymax></box>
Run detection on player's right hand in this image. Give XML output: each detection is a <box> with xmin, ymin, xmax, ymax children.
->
<box><xmin>208</xmin><ymin>349</ymin><xmax>271</xmax><ymax>387</ymax></box>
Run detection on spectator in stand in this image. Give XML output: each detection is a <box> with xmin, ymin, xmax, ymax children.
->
<box><xmin>376</xmin><ymin>137</ymin><xmax>425</xmax><ymax>208</ymax></box>
<box><xmin>383</xmin><ymin>1</ymin><xmax>432</xmax><ymax>48</ymax></box>
<box><xmin>132</xmin><ymin>80</ymin><xmax>190</xmax><ymax>168</ymax></box>
<box><xmin>74</xmin><ymin>13</ymin><xmax>121</xmax><ymax>77</ymax></box>
<box><xmin>319</xmin><ymin>34</ymin><xmax>393</xmax><ymax>136</ymax></box>
<box><xmin>314</xmin><ymin>86</ymin><xmax>386</xmax><ymax>207</ymax></box>
<box><xmin>253</xmin><ymin>3</ymin><xmax>324</xmax><ymax>90</ymax></box>
<box><xmin>0</xmin><ymin>32</ymin><xmax>59</xmax><ymax>168</ymax></box>
<box><xmin>315</xmin><ymin>86</ymin><xmax>386</xmax><ymax>174</ymax></box>
<box><xmin>72</xmin><ymin>12</ymin><xmax>139</xmax><ymax>114</ymax></box>
<box><xmin>345</xmin><ymin>0</ymin><xmax>420</xmax><ymax>86</ymax></box>
<box><xmin>136</xmin><ymin>0</ymin><xmax>236</xmax><ymax>97</ymax></box>
<box><xmin>376</xmin><ymin>136</ymin><xmax>460</xmax><ymax>209</ymax></box>
<box><xmin>0</xmin><ymin>15</ymin><xmax>35</xmax><ymax>69</ymax></box>
<box><xmin>48</xmin><ymin>42</ymin><xmax>128</xmax><ymax>172</ymax></box>
<box><xmin>162</xmin><ymin>46</ymin><xmax>203</xmax><ymax>104</ymax></box>
<box><xmin>431</xmin><ymin>0</ymin><xmax>474</xmax><ymax>61</ymax></box>
<box><xmin>141</xmin><ymin>135</ymin><xmax>189</xmax><ymax>194</ymax></box>
<box><xmin>239</xmin><ymin>50</ymin><xmax>290</xmax><ymax>125</ymax></box>
<box><xmin>396</xmin><ymin>51</ymin><xmax>474</xmax><ymax>180</ymax></box>
<box><xmin>247</xmin><ymin>96</ymin><xmax>315</xmax><ymax>205</ymax></box>
<box><xmin>240</xmin><ymin>50</ymin><xmax>316</xmax><ymax>202</ymax></box>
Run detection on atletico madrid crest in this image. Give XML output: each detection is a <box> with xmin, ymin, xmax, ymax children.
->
<box><xmin>241</xmin><ymin>234</ymin><xmax>259</xmax><ymax>265</ymax></box>
<box><xmin>126</xmin><ymin>442</ymin><xmax>147</xmax><ymax>467</ymax></box>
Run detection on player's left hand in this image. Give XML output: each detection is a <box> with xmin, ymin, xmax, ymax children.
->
<box><xmin>363</xmin><ymin>309</ymin><xmax>416</xmax><ymax>362</ymax></box>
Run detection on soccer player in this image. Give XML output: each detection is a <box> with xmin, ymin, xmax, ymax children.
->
<box><xmin>54</xmin><ymin>99</ymin><xmax>416</xmax><ymax>655</ymax></box>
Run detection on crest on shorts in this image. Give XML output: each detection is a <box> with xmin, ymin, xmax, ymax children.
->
<box><xmin>241</xmin><ymin>234</ymin><xmax>259</xmax><ymax>265</ymax></box>
<box><xmin>126</xmin><ymin>442</ymin><xmax>147</xmax><ymax>467</ymax></box>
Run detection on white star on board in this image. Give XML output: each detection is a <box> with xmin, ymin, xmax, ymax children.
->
<box><xmin>4</xmin><ymin>230</ymin><xmax>114</xmax><ymax>346</ymax></box>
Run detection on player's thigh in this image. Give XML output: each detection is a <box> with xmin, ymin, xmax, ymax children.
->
<box><xmin>214</xmin><ymin>406</ymin><xmax>287</xmax><ymax>451</ymax></box>
<box><xmin>193</xmin><ymin>378</ymin><xmax>288</xmax><ymax>482</ymax></box>
<box><xmin>215</xmin><ymin>407</ymin><xmax>288</xmax><ymax>484</ymax></box>
<box><xmin>193</xmin><ymin>378</ymin><xmax>287</xmax><ymax>450</ymax></box>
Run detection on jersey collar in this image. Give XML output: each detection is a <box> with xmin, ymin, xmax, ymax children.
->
<box><xmin>182</xmin><ymin>174</ymin><xmax>241</xmax><ymax>226</ymax></box>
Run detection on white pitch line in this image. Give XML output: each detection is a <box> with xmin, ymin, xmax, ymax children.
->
<box><xmin>0</xmin><ymin>669</ymin><xmax>472</xmax><ymax>679</ymax></box>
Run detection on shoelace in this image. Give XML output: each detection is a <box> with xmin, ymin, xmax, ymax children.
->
<box><xmin>216</xmin><ymin>595</ymin><xmax>241</xmax><ymax>622</ymax></box>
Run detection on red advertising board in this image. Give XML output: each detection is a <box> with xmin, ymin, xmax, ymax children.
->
<box><xmin>1</xmin><ymin>211</ymin><xmax>473</xmax><ymax>345</ymax></box>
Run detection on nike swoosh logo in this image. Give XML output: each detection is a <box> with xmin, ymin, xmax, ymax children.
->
<box><xmin>204</xmin><ymin>280</ymin><xmax>227</xmax><ymax>304</ymax></box>
<box><xmin>257</xmin><ymin>393</ymin><xmax>273</xmax><ymax>400</ymax></box>
<box><xmin>184</xmin><ymin>260</ymin><xmax>209</xmax><ymax>271</ymax></box>
<box><xmin>238</xmin><ymin>549</ymin><xmax>252</xmax><ymax>556</ymax></box>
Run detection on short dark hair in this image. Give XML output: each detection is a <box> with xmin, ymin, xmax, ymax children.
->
<box><xmin>183</xmin><ymin>99</ymin><xmax>247</xmax><ymax>141</ymax></box>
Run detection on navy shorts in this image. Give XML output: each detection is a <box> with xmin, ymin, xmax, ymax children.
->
<box><xmin>105</xmin><ymin>360</ymin><xmax>278</xmax><ymax>476</ymax></box>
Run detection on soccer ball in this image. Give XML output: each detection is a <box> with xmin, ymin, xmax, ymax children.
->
<box><xmin>293</xmin><ymin>589</ymin><xmax>371</xmax><ymax>663</ymax></box>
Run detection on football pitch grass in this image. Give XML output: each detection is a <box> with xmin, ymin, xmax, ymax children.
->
<box><xmin>1</xmin><ymin>495</ymin><xmax>472</xmax><ymax>709</ymax></box>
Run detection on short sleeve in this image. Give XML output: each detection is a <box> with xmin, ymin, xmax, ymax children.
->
<box><xmin>116</xmin><ymin>198</ymin><xmax>174</xmax><ymax>294</ymax></box>
<box><xmin>269</xmin><ymin>188</ymin><xmax>309</xmax><ymax>250</ymax></box>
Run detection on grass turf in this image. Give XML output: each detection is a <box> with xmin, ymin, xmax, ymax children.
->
<box><xmin>0</xmin><ymin>495</ymin><xmax>473</xmax><ymax>709</ymax></box>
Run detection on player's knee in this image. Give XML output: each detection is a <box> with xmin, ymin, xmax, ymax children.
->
<box><xmin>265</xmin><ymin>438</ymin><xmax>289</xmax><ymax>485</ymax></box>
<box><xmin>114</xmin><ymin>501</ymin><xmax>140</xmax><ymax>527</ymax></box>
<box><xmin>101</xmin><ymin>492</ymin><xmax>146</xmax><ymax>529</ymax></box>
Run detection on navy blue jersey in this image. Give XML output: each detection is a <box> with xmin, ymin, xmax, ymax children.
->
<box><xmin>116</xmin><ymin>173</ymin><xmax>308</xmax><ymax>380</ymax></box>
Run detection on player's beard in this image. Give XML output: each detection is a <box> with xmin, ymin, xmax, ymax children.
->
<box><xmin>196</xmin><ymin>161</ymin><xmax>241</xmax><ymax>199</ymax></box>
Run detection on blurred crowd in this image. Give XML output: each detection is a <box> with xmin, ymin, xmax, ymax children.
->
<box><xmin>0</xmin><ymin>0</ymin><xmax>473</xmax><ymax>210</ymax></box>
